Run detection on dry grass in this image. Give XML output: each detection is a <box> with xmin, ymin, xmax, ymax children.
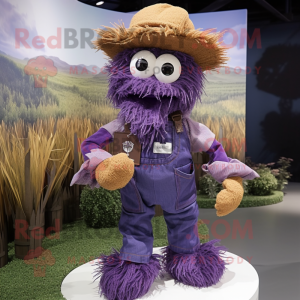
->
<box><xmin>0</xmin><ymin>170</ymin><xmax>7</xmax><ymax>231</ymax></box>
<box><xmin>0</xmin><ymin>117</ymin><xmax>103</xmax><ymax>223</ymax></box>
<box><xmin>0</xmin><ymin>122</ymin><xmax>26</xmax><ymax>216</ymax></box>
<box><xmin>28</xmin><ymin>124</ymin><xmax>57</xmax><ymax>211</ymax></box>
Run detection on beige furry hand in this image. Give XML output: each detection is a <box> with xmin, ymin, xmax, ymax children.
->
<box><xmin>215</xmin><ymin>176</ymin><xmax>244</xmax><ymax>217</ymax></box>
<box><xmin>95</xmin><ymin>153</ymin><xmax>134</xmax><ymax>191</ymax></box>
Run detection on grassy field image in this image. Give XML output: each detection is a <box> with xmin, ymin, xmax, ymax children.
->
<box><xmin>0</xmin><ymin>52</ymin><xmax>245</xmax><ymax>160</ymax></box>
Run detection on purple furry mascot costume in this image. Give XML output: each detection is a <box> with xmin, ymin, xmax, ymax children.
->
<box><xmin>71</xmin><ymin>4</ymin><xmax>259</xmax><ymax>300</ymax></box>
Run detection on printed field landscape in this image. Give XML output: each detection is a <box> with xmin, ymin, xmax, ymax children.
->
<box><xmin>0</xmin><ymin>53</ymin><xmax>246</xmax><ymax>160</ymax></box>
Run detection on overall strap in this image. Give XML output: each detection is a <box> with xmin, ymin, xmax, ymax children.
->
<box><xmin>168</xmin><ymin>110</ymin><xmax>183</xmax><ymax>133</ymax></box>
<box><xmin>124</xmin><ymin>123</ymin><xmax>131</xmax><ymax>133</ymax></box>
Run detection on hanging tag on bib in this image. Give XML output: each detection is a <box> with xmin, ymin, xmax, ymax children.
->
<box><xmin>113</xmin><ymin>123</ymin><xmax>141</xmax><ymax>165</ymax></box>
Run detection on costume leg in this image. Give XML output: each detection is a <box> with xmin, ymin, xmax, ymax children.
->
<box><xmin>163</xmin><ymin>200</ymin><xmax>200</xmax><ymax>253</ymax></box>
<box><xmin>118</xmin><ymin>204</ymin><xmax>156</xmax><ymax>263</ymax></box>
<box><xmin>162</xmin><ymin>201</ymin><xmax>227</xmax><ymax>288</ymax></box>
<box><xmin>95</xmin><ymin>202</ymin><xmax>162</xmax><ymax>300</ymax></box>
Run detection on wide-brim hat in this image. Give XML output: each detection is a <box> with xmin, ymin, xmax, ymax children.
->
<box><xmin>93</xmin><ymin>4</ymin><xmax>228</xmax><ymax>70</ymax></box>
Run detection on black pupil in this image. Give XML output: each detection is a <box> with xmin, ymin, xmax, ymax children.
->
<box><xmin>136</xmin><ymin>58</ymin><xmax>148</xmax><ymax>71</ymax></box>
<box><xmin>161</xmin><ymin>63</ymin><xmax>174</xmax><ymax>76</ymax></box>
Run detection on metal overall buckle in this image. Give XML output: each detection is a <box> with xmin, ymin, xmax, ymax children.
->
<box><xmin>169</xmin><ymin>110</ymin><xmax>183</xmax><ymax>133</ymax></box>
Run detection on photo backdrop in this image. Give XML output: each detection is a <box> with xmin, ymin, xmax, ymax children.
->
<box><xmin>0</xmin><ymin>0</ymin><xmax>247</xmax><ymax>160</ymax></box>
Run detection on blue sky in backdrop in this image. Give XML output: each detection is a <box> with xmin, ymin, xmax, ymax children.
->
<box><xmin>0</xmin><ymin>0</ymin><xmax>247</xmax><ymax>69</ymax></box>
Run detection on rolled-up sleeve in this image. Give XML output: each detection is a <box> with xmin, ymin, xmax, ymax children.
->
<box><xmin>202</xmin><ymin>158</ymin><xmax>260</xmax><ymax>183</ymax></box>
<box><xmin>203</xmin><ymin>139</ymin><xmax>259</xmax><ymax>183</ymax></box>
<box><xmin>184</xmin><ymin>117</ymin><xmax>259</xmax><ymax>183</ymax></box>
<box><xmin>70</xmin><ymin>118</ymin><xmax>124</xmax><ymax>188</ymax></box>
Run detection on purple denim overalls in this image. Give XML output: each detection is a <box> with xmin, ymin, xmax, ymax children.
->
<box><xmin>71</xmin><ymin>116</ymin><xmax>259</xmax><ymax>264</ymax></box>
<box><xmin>118</xmin><ymin>119</ymin><xmax>200</xmax><ymax>263</ymax></box>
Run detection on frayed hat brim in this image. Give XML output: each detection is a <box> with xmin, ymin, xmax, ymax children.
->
<box><xmin>93</xmin><ymin>23</ymin><xmax>229</xmax><ymax>70</ymax></box>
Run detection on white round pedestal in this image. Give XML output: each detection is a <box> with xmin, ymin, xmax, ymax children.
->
<box><xmin>61</xmin><ymin>247</ymin><xmax>259</xmax><ymax>300</ymax></box>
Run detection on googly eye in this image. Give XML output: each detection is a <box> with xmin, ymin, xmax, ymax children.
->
<box><xmin>154</xmin><ymin>54</ymin><xmax>181</xmax><ymax>83</ymax></box>
<box><xmin>130</xmin><ymin>50</ymin><xmax>156</xmax><ymax>79</ymax></box>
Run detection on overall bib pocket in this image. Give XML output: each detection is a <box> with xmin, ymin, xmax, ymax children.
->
<box><xmin>120</xmin><ymin>177</ymin><xmax>144</xmax><ymax>213</ymax></box>
<box><xmin>174</xmin><ymin>162</ymin><xmax>197</xmax><ymax>210</ymax></box>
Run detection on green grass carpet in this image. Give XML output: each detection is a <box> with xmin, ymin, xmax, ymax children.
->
<box><xmin>197</xmin><ymin>191</ymin><xmax>284</xmax><ymax>208</ymax></box>
<box><xmin>0</xmin><ymin>216</ymin><xmax>209</xmax><ymax>300</ymax></box>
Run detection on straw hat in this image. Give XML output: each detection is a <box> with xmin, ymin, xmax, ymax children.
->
<box><xmin>93</xmin><ymin>4</ymin><xmax>228</xmax><ymax>70</ymax></box>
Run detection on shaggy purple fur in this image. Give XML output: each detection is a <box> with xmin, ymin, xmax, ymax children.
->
<box><xmin>93</xmin><ymin>249</ymin><xmax>162</xmax><ymax>300</ymax></box>
<box><xmin>105</xmin><ymin>47</ymin><xmax>205</xmax><ymax>150</ymax></box>
<box><xmin>118</xmin><ymin>95</ymin><xmax>182</xmax><ymax>151</ymax></box>
<box><xmin>162</xmin><ymin>240</ymin><xmax>227</xmax><ymax>288</ymax></box>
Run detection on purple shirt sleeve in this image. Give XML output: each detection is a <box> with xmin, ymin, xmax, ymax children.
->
<box><xmin>183</xmin><ymin>115</ymin><xmax>259</xmax><ymax>183</ymax></box>
<box><xmin>202</xmin><ymin>139</ymin><xmax>259</xmax><ymax>183</ymax></box>
<box><xmin>81</xmin><ymin>128</ymin><xmax>113</xmax><ymax>161</ymax></box>
<box><xmin>183</xmin><ymin>117</ymin><xmax>215</xmax><ymax>152</ymax></box>
<box><xmin>206</xmin><ymin>139</ymin><xmax>230</xmax><ymax>163</ymax></box>
<box><xmin>70</xmin><ymin>149</ymin><xmax>112</xmax><ymax>189</ymax></box>
<box><xmin>70</xmin><ymin>118</ymin><xmax>125</xmax><ymax>188</ymax></box>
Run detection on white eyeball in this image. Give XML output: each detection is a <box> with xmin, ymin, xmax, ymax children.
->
<box><xmin>154</xmin><ymin>54</ymin><xmax>181</xmax><ymax>83</ymax></box>
<box><xmin>130</xmin><ymin>50</ymin><xmax>156</xmax><ymax>79</ymax></box>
